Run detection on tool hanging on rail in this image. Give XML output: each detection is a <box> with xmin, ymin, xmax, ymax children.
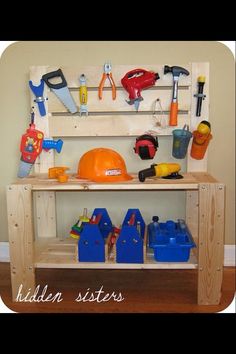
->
<box><xmin>164</xmin><ymin>65</ymin><xmax>189</xmax><ymax>126</ymax></box>
<box><xmin>98</xmin><ymin>62</ymin><xmax>116</xmax><ymax>100</ymax></box>
<box><xmin>79</xmin><ymin>74</ymin><xmax>88</xmax><ymax>116</ymax></box>
<box><xmin>17</xmin><ymin>109</ymin><xmax>64</xmax><ymax>178</ymax></box>
<box><xmin>194</xmin><ymin>76</ymin><xmax>206</xmax><ymax>117</ymax></box>
<box><xmin>134</xmin><ymin>134</ymin><xmax>159</xmax><ymax>160</ymax></box>
<box><xmin>29</xmin><ymin>79</ymin><xmax>48</xmax><ymax>117</ymax></box>
<box><xmin>42</xmin><ymin>68</ymin><xmax>77</xmax><ymax>114</ymax></box>
<box><xmin>121</xmin><ymin>68</ymin><xmax>159</xmax><ymax>112</ymax></box>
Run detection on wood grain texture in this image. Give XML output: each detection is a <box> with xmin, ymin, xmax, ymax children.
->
<box><xmin>34</xmin><ymin>237</ymin><xmax>197</xmax><ymax>269</ymax></box>
<box><xmin>186</xmin><ymin>191</ymin><xmax>199</xmax><ymax>259</ymax></box>
<box><xmin>48</xmin><ymin>88</ymin><xmax>190</xmax><ymax>113</ymax></box>
<box><xmin>6</xmin><ymin>185</ymin><xmax>35</xmax><ymax>300</ymax></box>
<box><xmin>29</xmin><ymin>66</ymin><xmax>55</xmax><ymax>173</ymax></box>
<box><xmin>12</xmin><ymin>173</ymin><xmax>200</xmax><ymax>190</ymax></box>
<box><xmin>48</xmin><ymin>113</ymin><xmax>190</xmax><ymax>137</ymax></box>
<box><xmin>198</xmin><ymin>183</ymin><xmax>225</xmax><ymax>305</ymax></box>
<box><xmin>34</xmin><ymin>191</ymin><xmax>57</xmax><ymax>238</ymax></box>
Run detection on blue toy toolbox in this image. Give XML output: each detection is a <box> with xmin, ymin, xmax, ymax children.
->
<box><xmin>148</xmin><ymin>217</ymin><xmax>196</xmax><ymax>262</ymax></box>
<box><xmin>116</xmin><ymin>209</ymin><xmax>147</xmax><ymax>263</ymax></box>
<box><xmin>78</xmin><ymin>208</ymin><xmax>113</xmax><ymax>262</ymax></box>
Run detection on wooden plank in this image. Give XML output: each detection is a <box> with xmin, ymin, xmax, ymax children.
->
<box><xmin>49</xmin><ymin>114</ymin><xmax>190</xmax><ymax>137</ymax></box>
<box><xmin>198</xmin><ymin>183</ymin><xmax>225</xmax><ymax>305</ymax></box>
<box><xmin>29</xmin><ymin>68</ymin><xmax>57</xmax><ymax>240</ymax></box>
<box><xmin>29</xmin><ymin>66</ymin><xmax>55</xmax><ymax>173</ymax></box>
<box><xmin>13</xmin><ymin>173</ymin><xmax>199</xmax><ymax>190</ymax></box>
<box><xmin>191</xmin><ymin>172</ymin><xmax>218</xmax><ymax>183</ymax></box>
<box><xmin>186</xmin><ymin>191</ymin><xmax>199</xmax><ymax>259</ymax></box>
<box><xmin>46</xmin><ymin>64</ymin><xmax>192</xmax><ymax>88</ymax></box>
<box><xmin>34</xmin><ymin>191</ymin><xmax>57</xmax><ymax>238</ymax></box>
<box><xmin>35</xmin><ymin>256</ymin><xmax>197</xmax><ymax>269</ymax></box>
<box><xmin>187</xmin><ymin>62</ymin><xmax>209</xmax><ymax>172</ymax></box>
<box><xmin>48</xmin><ymin>87</ymin><xmax>190</xmax><ymax>113</ymax></box>
<box><xmin>6</xmin><ymin>185</ymin><xmax>35</xmax><ymax>301</ymax></box>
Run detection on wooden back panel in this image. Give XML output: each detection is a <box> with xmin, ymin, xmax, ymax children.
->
<box><xmin>29</xmin><ymin>63</ymin><xmax>209</xmax><ymax>173</ymax></box>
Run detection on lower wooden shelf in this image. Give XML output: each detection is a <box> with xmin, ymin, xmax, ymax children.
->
<box><xmin>34</xmin><ymin>237</ymin><xmax>198</xmax><ymax>269</ymax></box>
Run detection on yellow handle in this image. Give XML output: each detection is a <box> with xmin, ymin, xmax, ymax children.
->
<box><xmin>79</xmin><ymin>85</ymin><xmax>87</xmax><ymax>105</ymax></box>
<box><xmin>154</xmin><ymin>163</ymin><xmax>180</xmax><ymax>177</ymax></box>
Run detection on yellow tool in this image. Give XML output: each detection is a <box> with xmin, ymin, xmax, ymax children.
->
<box><xmin>138</xmin><ymin>163</ymin><xmax>183</xmax><ymax>182</ymax></box>
<box><xmin>48</xmin><ymin>166</ymin><xmax>70</xmax><ymax>183</ymax></box>
<box><xmin>70</xmin><ymin>208</ymin><xmax>90</xmax><ymax>239</ymax></box>
<box><xmin>79</xmin><ymin>74</ymin><xmax>88</xmax><ymax>116</ymax></box>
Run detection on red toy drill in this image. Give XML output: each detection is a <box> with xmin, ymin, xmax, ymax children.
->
<box><xmin>121</xmin><ymin>69</ymin><xmax>159</xmax><ymax>111</ymax></box>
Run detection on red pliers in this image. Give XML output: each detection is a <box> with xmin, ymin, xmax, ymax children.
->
<box><xmin>98</xmin><ymin>62</ymin><xmax>116</xmax><ymax>100</ymax></box>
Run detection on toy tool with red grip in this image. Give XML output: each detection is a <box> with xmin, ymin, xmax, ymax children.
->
<box><xmin>17</xmin><ymin>117</ymin><xmax>44</xmax><ymax>178</ymax></box>
<box><xmin>164</xmin><ymin>65</ymin><xmax>189</xmax><ymax>126</ymax></box>
<box><xmin>121</xmin><ymin>69</ymin><xmax>159</xmax><ymax>111</ymax></box>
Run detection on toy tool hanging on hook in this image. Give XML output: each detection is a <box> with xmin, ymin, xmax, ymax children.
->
<box><xmin>164</xmin><ymin>65</ymin><xmax>189</xmax><ymax>126</ymax></box>
<box><xmin>194</xmin><ymin>76</ymin><xmax>206</xmax><ymax>117</ymax></box>
<box><xmin>79</xmin><ymin>74</ymin><xmax>88</xmax><ymax>116</ymax></box>
<box><xmin>42</xmin><ymin>69</ymin><xmax>77</xmax><ymax>114</ymax></box>
<box><xmin>17</xmin><ymin>110</ymin><xmax>64</xmax><ymax>178</ymax></box>
<box><xmin>29</xmin><ymin>79</ymin><xmax>47</xmax><ymax>116</ymax></box>
<box><xmin>121</xmin><ymin>69</ymin><xmax>159</xmax><ymax>112</ymax></box>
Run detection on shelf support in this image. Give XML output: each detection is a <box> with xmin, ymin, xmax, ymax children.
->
<box><xmin>6</xmin><ymin>184</ymin><xmax>35</xmax><ymax>301</ymax></box>
<box><xmin>198</xmin><ymin>183</ymin><xmax>225</xmax><ymax>305</ymax></box>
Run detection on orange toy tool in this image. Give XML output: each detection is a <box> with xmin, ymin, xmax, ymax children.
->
<box><xmin>190</xmin><ymin>121</ymin><xmax>212</xmax><ymax>160</ymax></box>
<box><xmin>98</xmin><ymin>62</ymin><xmax>116</xmax><ymax>100</ymax></box>
<box><xmin>164</xmin><ymin>65</ymin><xmax>189</xmax><ymax>126</ymax></box>
<box><xmin>48</xmin><ymin>167</ymin><xmax>69</xmax><ymax>183</ymax></box>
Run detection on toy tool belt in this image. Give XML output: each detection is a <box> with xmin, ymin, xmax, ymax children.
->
<box><xmin>134</xmin><ymin>134</ymin><xmax>159</xmax><ymax>160</ymax></box>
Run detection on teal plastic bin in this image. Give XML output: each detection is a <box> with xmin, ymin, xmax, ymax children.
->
<box><xmin>172</xmin><ymin>124</ymin><xmax>192</xmax><ymax>159</ymax></box>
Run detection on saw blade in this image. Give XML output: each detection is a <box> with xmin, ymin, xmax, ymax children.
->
<box><xmin>52</xmin><ymin>87</ymin><xmax>77</xmax><ymax>114</ymax></box>
<box><xmin>134</xmin><ymin>100</ymin><xmax>140</xmax><ymax>112</ymax></box>
<box><xmin>17</xmin><ymin>160</ymin><xmax>33</xmax><ymax>178</ymax></box>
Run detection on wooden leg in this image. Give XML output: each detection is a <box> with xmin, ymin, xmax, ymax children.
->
<box><xmin>6</xmin><ymin>185</ymin><xmax>35</xmax><ymax>301</ymax></box>
<box><xmin>35</xmin><ymin>191</ymin><xmax>56</xmax><ymax>238</ymax></box>
<box><xmin>186</xmin><ymin>191</ymin><xmax>199</xmax><ymax>260</ymax></box>
<box><xmin>198</xmin><ymin>183</ymin><xmax>225</xmax><ymax>305</ymax></box>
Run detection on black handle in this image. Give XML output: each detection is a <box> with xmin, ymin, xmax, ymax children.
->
<box><xmin>42</xmin><ymin>69</ymin><xmax>67</xmax><ymax>90</ymax></box>
<box><xmin>138</xmin><ymin>165</ymin><xmax>156</xmax><ymax>182</ymax></box>
<box><xmin>196</xmin><ymin>82</ymin><xmax>205</xmax><ymax>117</ymax></box>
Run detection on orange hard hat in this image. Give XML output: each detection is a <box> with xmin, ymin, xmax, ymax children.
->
<box><xmin>77</xmin><ymin>148</ymin><xmax>133</xmax><ymax>182</ymax></box>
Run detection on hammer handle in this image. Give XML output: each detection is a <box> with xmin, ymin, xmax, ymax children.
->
<box><xmin>169</xmin><ymin>102</ymin><xmax>178</xmax><ymax>126</ymax></box>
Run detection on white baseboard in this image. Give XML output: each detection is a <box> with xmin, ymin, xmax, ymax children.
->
<box><xmin>0</xmin><ymin>242</ymin><xmax>10</xmax><ymax>262</ymax></box>
<box><xmin>0</xmin><ymin>242</ymin><xmax>235</xmax><ymax>266</ymax></box>
<box><xmin>224</xmin><ymin>245</ymin><xmax>236</xmax><ymax>266</ymax></box>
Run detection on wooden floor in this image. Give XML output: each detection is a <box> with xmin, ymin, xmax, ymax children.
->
<box><xmin>0</xmin><ymin>263</ymin><xmax>235</xmax><ymax>313</ymax></box>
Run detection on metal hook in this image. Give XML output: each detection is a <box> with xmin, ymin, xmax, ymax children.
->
<box><xmin>152</xmin><ymin>98</ymin><xmax>167</xmax><ymax>128</ymax></box>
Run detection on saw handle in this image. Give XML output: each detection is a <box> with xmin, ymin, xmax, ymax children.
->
<box><xmin>42</xmin><ymin>69</ymin><xmax>67</xmax><ymax>90</ymax></box>
<box><xmin>169</xmin><ymin>102</ymin><xmax>178</xmax><ymax>126</ymax></box>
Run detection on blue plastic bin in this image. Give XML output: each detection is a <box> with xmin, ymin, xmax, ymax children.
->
<box><xmin>148</xmin><ymin>218</ymin><xmax>196</xmax><ymax>262</ymax></box>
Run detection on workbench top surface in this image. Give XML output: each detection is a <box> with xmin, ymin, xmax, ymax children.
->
<box><xmin>10</xmin><ymin>172</ymin><xmax>218</xmax><ymax>191</ymax></box>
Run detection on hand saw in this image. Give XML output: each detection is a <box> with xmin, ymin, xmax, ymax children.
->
<box><xmin>42</xmin><ymin>69</ymin><xmax>77</xmax><ymax>114</ymax></box>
